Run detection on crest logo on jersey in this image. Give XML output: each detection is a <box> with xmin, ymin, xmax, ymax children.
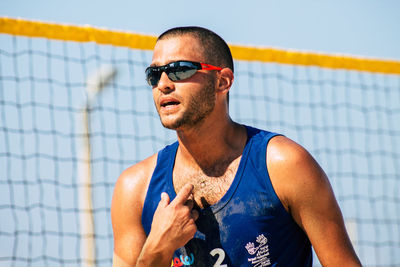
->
<box><xmin>245</xmin><ymin>234</ymin><xmax>271</xmax><ymax>266</ymax></box>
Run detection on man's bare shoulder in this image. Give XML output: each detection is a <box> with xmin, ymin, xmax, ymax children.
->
<box><xmin>266</xmin><ymin>135</ymin><xmax>328</xmax><ymax>211</ymax></box>
<box><xmin>267</xmin><ymin>135</ymin><xmax>311</xmax><ymax>165</ymax></box>
<box><xmin>267</xmin><ymin>135</ymin><xmax>322</xmax><ymax>177</ymax></box>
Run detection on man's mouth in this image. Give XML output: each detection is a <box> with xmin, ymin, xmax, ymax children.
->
<box><xmin>160</xmin><ymin>97</ymin><xmax>181</xmax><ymax>109</ymax></box>
<box><xmin>161</xmin><ymin>101</ymin><xmax>180</xmax><ymax>107</ymax></box>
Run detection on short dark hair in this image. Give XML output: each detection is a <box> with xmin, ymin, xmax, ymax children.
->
<box><xmin>157</xmin><ymin>26</ymin><xmax>234</xmax><ymax>73</ymax></box>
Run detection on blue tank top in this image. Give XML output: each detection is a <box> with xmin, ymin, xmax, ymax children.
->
<box><xmin>142</xmin><ymin>126</ymin><xmax>312</xmax><ymax>266</ymax></box>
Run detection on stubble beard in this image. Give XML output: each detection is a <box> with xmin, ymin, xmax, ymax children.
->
<box><xmin>158</xmin><ymin>79</ymin><xmax>216</xmax><ymax>130</ymax></box>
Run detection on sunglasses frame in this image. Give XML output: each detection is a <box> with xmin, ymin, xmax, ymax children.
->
<box><xmin>145</xmin><ymin>60</ymin><xmax>222</xmax><ymax>86</ymax></box>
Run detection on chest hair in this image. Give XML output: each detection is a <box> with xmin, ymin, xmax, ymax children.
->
<box><xmin>173</xmin><ymin>157</ymin><xmax>241</xmax><ymax>209</ymax></box>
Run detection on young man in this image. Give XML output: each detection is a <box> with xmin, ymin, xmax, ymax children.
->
<box><xmin>111</xmin><ymin>27</ymin><xmax>362</xmax><ymax>266</ymax></box>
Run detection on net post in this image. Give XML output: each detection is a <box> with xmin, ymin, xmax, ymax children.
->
<box><xmin>79</xmin><ymin>65</ymin><xmax>116</xmax><ymax>267</ymax></box>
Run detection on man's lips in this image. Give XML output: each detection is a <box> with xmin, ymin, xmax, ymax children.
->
<box><xmin>159</xmin><ymin>97</ymin><xmax>181</xmax><ymax>108</ymax></box>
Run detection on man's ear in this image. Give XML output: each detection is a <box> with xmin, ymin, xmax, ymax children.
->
<box><xmin>216</xmin><ymin>68</ymin><xmax>234</xmax><ymax>93</ymax></box>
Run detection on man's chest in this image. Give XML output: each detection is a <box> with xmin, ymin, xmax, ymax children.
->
<box><xmin>172</xmin><ymin>157</ymin><xmax>241</xmax><ymax>208</ymax></box>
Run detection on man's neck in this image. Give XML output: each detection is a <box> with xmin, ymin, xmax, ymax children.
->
<box><xmin>175</xmin><ymin>118</ymin><xmax>247</xmax><ymax>174</ymax></box>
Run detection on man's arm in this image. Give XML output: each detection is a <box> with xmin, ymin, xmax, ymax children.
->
<box><xmin>267</xmin><ymin>136</ymin><xmax>362</xmax><ymax>267</ymax></box>
<box><xmin>111</xmin><ymin>156</ymin><xmax>155</xmax><ymax>266</ymax></box>
<box><xmin>111</xmin><ymin>155</ymin><xmax>199</xmax><ymax>267</ymax></box>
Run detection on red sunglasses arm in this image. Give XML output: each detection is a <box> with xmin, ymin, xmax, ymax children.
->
<box><xmin>200</xmin><ymin>63</ymin><xmax>223</xmax><ymax>70</ymax></box>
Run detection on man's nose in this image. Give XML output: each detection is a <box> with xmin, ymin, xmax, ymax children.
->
<box><xmin>157</xmin><ymin>72</ymin><xmax>175</xmax><ymax>93</ymax></box>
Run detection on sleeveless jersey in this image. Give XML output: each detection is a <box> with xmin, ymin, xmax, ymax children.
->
<box><xmin>142</xmin><ymin>126</ymin><xmax>312</xmax><ymax>266</ymax></box>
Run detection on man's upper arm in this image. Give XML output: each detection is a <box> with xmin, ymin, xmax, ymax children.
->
<box><xmin>267</xmin><ymin>136</ymin><xmax>361</xmax><ymax>266</ymax></box>
<box><xmin>111</xmin><ymin>155</ymin><xmax>157</xmax><ymax>266</ymax></box>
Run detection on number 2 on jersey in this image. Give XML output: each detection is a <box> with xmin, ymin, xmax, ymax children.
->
<box><xmin>210</xmin><ymin>248</ymin><xmax>227</xmax><ymax>267</ymax></box>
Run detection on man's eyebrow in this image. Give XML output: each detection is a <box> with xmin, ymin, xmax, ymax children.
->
<box><xmin>149</xmin><ymin>61</ymin><xmax>165</xmax><ymax>68</ymax></box>
<box><xmin>149</xmin><ymin>60</ymin><xmax>185</xmax><ymax>68</ymax></box>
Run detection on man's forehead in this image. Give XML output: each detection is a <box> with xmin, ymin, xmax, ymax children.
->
<box><xmin>151</xmin><ymin>35</ymin><xmax>205</xmax><ymax>65</ymax></box>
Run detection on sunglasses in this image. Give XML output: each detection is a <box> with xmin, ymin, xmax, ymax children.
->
<box><xmin>145</xmin><ymin>60</ymin><xmax>222</xmax><ymax>86</ymax></box>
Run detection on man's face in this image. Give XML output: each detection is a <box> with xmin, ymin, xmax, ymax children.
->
<box><xmin>150</xmin><ymin>35</ymin><xmax>216</xmax><ymax>130</ymax></box>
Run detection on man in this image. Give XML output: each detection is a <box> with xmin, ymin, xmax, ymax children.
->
<box><xmin>111</xmin><ymin>26</ymin><xmax>361</xmax><ymax>266</ymax></box>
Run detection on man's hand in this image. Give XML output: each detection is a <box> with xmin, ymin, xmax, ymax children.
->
<box><xmin>137</xmin><ymin>184</ymin><xmax>199</xmax><ymax>266</ymax></box>
<box><xmin>151</xmin><ymin>184</ymin><xmax>199</xmax><ymax>248</ymax></box>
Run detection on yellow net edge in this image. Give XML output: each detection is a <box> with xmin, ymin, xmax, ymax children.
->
<box><xmin>1</xmin><ymin>17</ymin><xmax>400</xmax><ymax>75</ymax></box>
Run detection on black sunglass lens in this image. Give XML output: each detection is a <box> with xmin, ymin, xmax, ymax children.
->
<box><xmin>146</xmin><ymin>68</ymin><xmax>161</xmax><ymax>86</ymax></box>
<box><xmin>167</xmin><ymin>62</ymin><xmax>199</xmax><ymax>81</ymax></box>
<box><xmin>168</xmin><ymin>68</ymin><xmax>197</xmax><ymax>81</ymax></box>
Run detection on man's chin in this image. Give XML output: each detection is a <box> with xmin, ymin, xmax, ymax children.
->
<box><xmin>161</xmin><ymin>123</ymin><xmax>178</xmax><ymax>130</ymax></box>
<box><xmin>160</xmin><ymin>119</ymin><xmax>183</xmax><ymax>130</ymax></box>
<box><xmin>158</xmin><ymin>111</ymin><xmax>209</xmax><ymax>131</ymax></box>
<box><xmin>160</xmin><ymin>116</ymin><xmax>196</xmax><ymax>131</ymax></box>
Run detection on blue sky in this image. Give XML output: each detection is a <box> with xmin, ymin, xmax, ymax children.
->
<box><xmin>1</xmin><ymin>0</ymin><xmax>400</xmax><ymax>60</ymax></box>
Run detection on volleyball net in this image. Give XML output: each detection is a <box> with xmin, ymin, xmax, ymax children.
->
<box><xmin>0</xmin><ymin>17</ymin><xmax>399</xmax><ymax>267</ymax></box>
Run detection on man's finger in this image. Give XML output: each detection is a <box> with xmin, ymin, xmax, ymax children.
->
<box><xmin>158</xmin><ymin>192</ymin><xmax>170</xmax><ymax>208</ymax></box>
<box><xmin>172</xmin><ymin>184</ymin><xmax>194</xmax><ymax>205</ymax></box>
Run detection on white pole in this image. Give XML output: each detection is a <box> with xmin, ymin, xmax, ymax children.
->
<box><xmin>79</xmin><ymin>65</ymin><xmax>116</xmax><ymax>267</ymax></box>
<box><xmin>345</xmin><ymin>218</ymin><xmax>358</xmax><ymax>255</ymax></box>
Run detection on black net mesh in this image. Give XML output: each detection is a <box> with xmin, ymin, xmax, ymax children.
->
<box><xmin>0</xmin><ymin>34</ymin><xmax>399</xmax><ymax>266</ymax></box>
